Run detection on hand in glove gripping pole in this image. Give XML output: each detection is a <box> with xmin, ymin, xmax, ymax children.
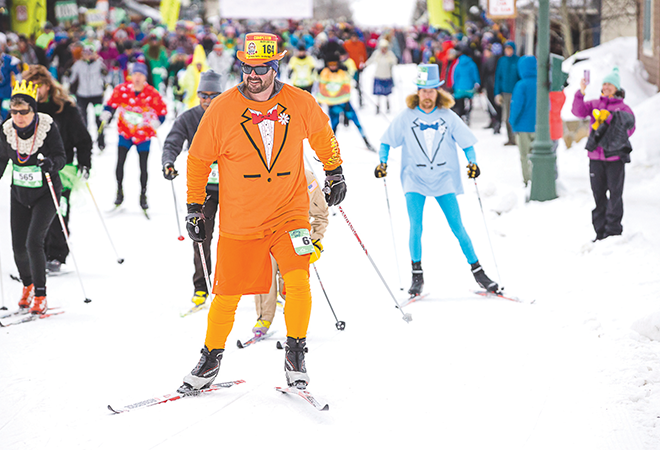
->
<box><xmin>37</xmin><ymin>156</ymin><xmax>54</xmax><ymax>173</ymax></box>
<box><xmin>163</xmin><ymin>162</ymin><xmax>179</xmax><ymax>180</ymax></box>
<box><xmin>185</xmin><ymin>203</ymin><xmax>206</xmax><ymax>242</ymax></box>
<box><xmin>374</xmin><ymin>163</ymin><xmax>387</xmax><ymax>178</ymax></box>
<box><xmin>323</xmin><ymin>165</ymin><xmax>347</xmax><ymax>206</ymax></box>
<box><xmin>466</xmin><ymin>162</ymin><xmax>481</xmax><ymax>179</ymax></box>
<box><xmin>309</xmin><ymin>239</ymin><xmax>323</xmax><ymax>264</ymax></box>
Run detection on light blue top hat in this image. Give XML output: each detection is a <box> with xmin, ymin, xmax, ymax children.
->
<box><xmin>416</xmin><ymin>64</ymin><xmax>444</xmax><ymax>89</ymax></box>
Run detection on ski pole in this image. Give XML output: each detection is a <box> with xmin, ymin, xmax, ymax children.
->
<box><xmin>472</xmin><ymin>179</ymin><xmax>503</xmax><ymax>287</ymax></box>
<box><xmin>0</xmin><ymin>251</ymin><xmax>6</xmax><ymax>310</ymax></box>
<box><xmin>171</xmin><ymin>181</ymin><xmax>185</xmax><ymax>241</ymax></box>
<box><xmin>383</xmin><ymin>178</ymin><xmax>403</xmax><ymax>291</ymax></box>
<box><xmin>303</xmin><ymin>151</ymin><xmax>336</xmax><ymax>216</ymax></box>
<box><xmin>86</xmin><ymin>181</ymin><xmax>125</xmax><ymax>264</ymax></box>
<box><xmin>335</xmin><ymin>205</ymin><xmax>412</xmax><ymax>323</ymax></box>
<box><xmin>39</xmin><ymin>155</ymin><xmax>92</xmax><ymax>303</ymax></box>
<box><xmin>312</xmin><ymin>263</ymin><xmax>345</xmax><ymax>330</ymax></box>
<box><xmin>197</xmin><ymin>242</ymin><xmax>214</xmax><ymax>301</ymax></box>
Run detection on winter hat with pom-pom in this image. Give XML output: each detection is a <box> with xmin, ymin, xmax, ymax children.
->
<box><xmin>602</xmin><ymin>67</ymin><xmax>621</xmax><ymax>90</ymax></box>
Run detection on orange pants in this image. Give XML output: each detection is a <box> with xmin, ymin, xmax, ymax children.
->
<box><xmin>205</xmin><ymin>220</ymin><xmax>312</xmax><ymax>350</ymax></box>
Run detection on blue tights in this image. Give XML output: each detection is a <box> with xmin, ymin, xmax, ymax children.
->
<box><xmin>329</xmin><ymin>103</ymin><xmax>363</xmax><ymax>135</ymax></box>
<box><xmin>405</xmin><ymin>192</ymin><xmax>477</xmax><ymax>265</ymax></box>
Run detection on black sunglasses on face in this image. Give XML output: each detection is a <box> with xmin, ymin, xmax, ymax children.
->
<box><xmin>10</xmin><ymin>108</ymin><xmax>32</xmax><ymax>116</ymax></box>
<box><xmin>198</xmin><ymin>92</ymin><xmax>220</xmax><ymax>100</ymax></box>
<box><xmin>241</xmin><ymin>64</ymin><xmax>271</xmax><ymax>75</ymax></box>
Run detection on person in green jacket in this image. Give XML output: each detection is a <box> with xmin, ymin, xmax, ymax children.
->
<box><xmin>142</xmin><ymin>34</ymin><xmax>169</xmax><ymax>93</ymax></box>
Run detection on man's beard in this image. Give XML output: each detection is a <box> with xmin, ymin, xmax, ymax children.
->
<box><xmin>420</xmin><ymin>98</ymin><xmax>435</xmax><ymax>109</ymax></box>
<box><xmin>246</xmin><ymin>74</ymin><xmax>274</xmax><ymax>95</ymax></box>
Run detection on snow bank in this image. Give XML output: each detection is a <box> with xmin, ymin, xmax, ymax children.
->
<box><xmin>632</xmin><ymin>311</ymin><xmax>660</xmax><ymax>342</ymax></box>
<box><xmin>561</xmin><ymin>37</ymin><xmax>657</xmax><ymax>121</ymax></box>
<box><xmin>630</xmin><ymin>93</ymin><xmax>660</xmax><ymax>166</ymax></box>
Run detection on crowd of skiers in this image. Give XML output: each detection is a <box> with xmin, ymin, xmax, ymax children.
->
<box><xmin>0</xmin><ymin>14</ymin><xmax>634</xmax><ymax>389</ymax></box>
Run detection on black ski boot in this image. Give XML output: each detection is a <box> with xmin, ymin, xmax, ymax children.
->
<box><xmin>140</xmin><ymin>189</ymin><xmax>149</xmax><ymax>210</ymax></box>
<box><xmin>285</xmin><ymin>337</ymin><xmax>309</xmax><ymax>388</ymax></box>
<box><xmin>471</xmin><ymin>261</ymin><xmax>499</xmax><ymax>293</ymax></box>
<box><xmin>408</xmin><ymin>261</ymin><xmax>424</xmax><ymax>296</ymax></box>
<box><xmin>114</xmin><ymin>188</ymin><xmax>124</xmax><ymax>206</ymax></box>
<box><xmin>178</xmin><ymin>346</ymin><xmax>224</xmax><ymax>393</ymax></box>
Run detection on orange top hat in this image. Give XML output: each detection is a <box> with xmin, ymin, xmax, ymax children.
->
<box><xmin>236</xmin><ymin>33</ymin><xmax>287</xmax><ymax>64</ymax></box>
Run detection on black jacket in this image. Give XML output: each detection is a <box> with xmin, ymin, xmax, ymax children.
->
<box><xmin>586</xmin><ymin>110</ymin><xmax>635</xmax><ymax>163</ymax></box>
<box><xmin>0</xmin><ymin>113</ymin><xmax>66</xmax><ymax>206</ymax></box>
<box><xmin>37</xmin><ymin>100</ymin><xmax>93</xmax><ymax>169</ymax></box>
<box><xmin>162</xmin><ymin>105</ymin><xmax>218</xmax><ymax>193</ymax></box>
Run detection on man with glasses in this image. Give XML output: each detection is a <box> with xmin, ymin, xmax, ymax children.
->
<box><xmin>162</xmin><ymin>71</ymin><xmax>223</xmax><ymax>307</ymax></box>
<box><xmin>178</xmin><ymin>33</ymin><xmax>346</xmax><ymax>394</ymax></box>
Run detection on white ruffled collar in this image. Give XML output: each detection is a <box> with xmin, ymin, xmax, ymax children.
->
<box><xmin>3</xmin><ymin>113</ymin><xmax>53</xmax><ymax>156</ymax></box>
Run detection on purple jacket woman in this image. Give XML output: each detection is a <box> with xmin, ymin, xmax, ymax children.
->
<box><xmin>571</xmin><ymin>91</ymin><xmax>635</xmax><ymax>161</ymax></box>
<box><xmin>571</xmin><ymin>67</ymin><xmax>633</xmax><ymax>241</ymax></box>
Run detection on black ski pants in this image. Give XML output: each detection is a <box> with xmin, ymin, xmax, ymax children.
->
<box><xmin>45</xmin><ymin>188</ymin><xmax>71</xmax><ymax>263</ymax></box>
<box><xmin>78</xmin><ymin>95</ymin><xmax>105</xmax><ymax>148</ymax></box>
<box><xmin>193</xmin><ymin>190</ymin><xmax>219</xmax><ymax>293</ymax></box>
<box><xmin>589</xmin><ymin>159</ymin><xmax>625</xmax><ymax>239</ymax></box>
<box><xmin>11</xmin><ymin>193</ymin><xmax>57</xmax><ymax>297</ymax></box>
<box><xmin>116</xmin><ymin>146</ymin><xmax>149</xmax><ymax>193</ymax></box>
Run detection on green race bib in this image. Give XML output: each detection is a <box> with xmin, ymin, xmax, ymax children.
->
<box><xmin>289</xmin><ymin>228</ymin><xmax>314</xmax><ymax>256</ymax></box>
<box><xmin>208</xmin><ymin>162</ymin><xmax>219</xmax><ymax>184</ymax></box>
<box><xmin>13</xmin><ymin>165</ymin><xmax>43</xmax><ymax>188</ymax></box>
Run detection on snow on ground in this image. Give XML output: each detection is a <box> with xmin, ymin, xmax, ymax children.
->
<box><xmin>1</xmin><ymin>62</ymin><xmax>659</xmax><ymax>449</ymax></box>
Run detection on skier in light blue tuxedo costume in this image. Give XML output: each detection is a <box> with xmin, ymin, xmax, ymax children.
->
<box><xmin>375</xmin><ymin>64</ymin><xmax>499</xmax><ymax>296</ymax></box>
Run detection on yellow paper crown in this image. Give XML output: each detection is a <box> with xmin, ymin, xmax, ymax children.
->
<box><xmin>12</xmin><ymin>80</ymin><xmax>39</xmax><ymax>100</ymax></box>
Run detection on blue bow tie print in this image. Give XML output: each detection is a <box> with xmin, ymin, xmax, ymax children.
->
<box><xmin>419</xmin><ymin>123</ymin><xmax>439</xmax><ymax>131</ymax></box>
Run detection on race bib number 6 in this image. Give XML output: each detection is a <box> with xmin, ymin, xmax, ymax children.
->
<box><xmin>288</xmin><ymin>228</ymin><xmax>314</xmax><ymax>256</ymax></box>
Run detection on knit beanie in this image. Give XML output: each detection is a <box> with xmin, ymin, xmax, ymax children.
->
<box><xmin>132</xmin><ymin>62</ymin><xmax>149</xmax><ymax>77</ymax></box>
<box><xmin>197</xmin><ymin>70</ymin><xmax>222</xmax><ymax>93</ymax></box>
<box><xmin>602</xmin><ymin>67</ymin><xmax>621</xmax><ymax>90</ymax></box>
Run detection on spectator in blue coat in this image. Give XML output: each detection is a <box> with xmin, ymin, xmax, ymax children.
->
<box><xmin>0</xmin><ymin>38</ymin><xmax>23</xmax><ymax>120</ymax></box>
<box><xmin>509</xmin><ymin>55</ymin><xmax>537</xmax><ymax>186</ymax></box>
<box><xmin>494</xmin><ymin>41</ymin><xmax>520</xmax><ymax>145</ymax></box>
<box><xmin>450</xmin><ymin>45</ymin><xmax>480</xmax><ymax>124</ymax></box>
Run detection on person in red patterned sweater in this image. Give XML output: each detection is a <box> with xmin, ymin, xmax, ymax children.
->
<box><xmin>101</xmin><ymin>62</ymin><xmax>167</xmax><ymax>211</ymax></box>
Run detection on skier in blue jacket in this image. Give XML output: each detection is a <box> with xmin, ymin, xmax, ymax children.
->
<box><xmin>450</xmin><ymin>45</ymin><xmax>480</xmax><ymax>125</ymax></box>
<box><xmin>374</xmin><ymin>64</ymin><xmax>499</xmax><ymax>297</ymax></box>
<box><xmin>494</xmin><ymin>41</ymin><xmax>520</xmax><ymax>145</ymax></box>
<box><xmin>509</xmin><ymin>55</ymin><xmax>538</xmax><ymax>186</ymax></box>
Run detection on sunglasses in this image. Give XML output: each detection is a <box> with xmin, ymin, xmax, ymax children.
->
<box><xmin>10</xmin><ymin>108</ymin><xmax>32</xmax><ymax>116</ymax></box>
<box><xmin>241</xmin><ymin>64</ymin><xmax>271</xmax><ymax>75</ymax></box>
<box><xmin>198</xmin><ymin>92</ymin><xmax>220</xmax><ymax>100</ymax></box>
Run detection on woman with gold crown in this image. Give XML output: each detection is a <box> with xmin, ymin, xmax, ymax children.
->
<box><xmin>0</xmin><ymin>80</ymin><xmax>66</xmax><ymax>314</ymax></box>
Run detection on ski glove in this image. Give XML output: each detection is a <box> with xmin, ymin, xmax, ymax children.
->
<box><xmin>374</xmin><ymin>162</ymin><xmax>387</xmax><ymax>178</ymax></box>
<box><xmin>185</xmin><ymin>203</ymin><xmax>206</xmax><ymax>242</ymax></box>
<box><xmin>323</xmin><ymin>165</ymin><xmax>347</xmax><ymax>206</ymax></box>
<box><xmin>592</xmin><ymin>109</ymin><xmax>610</xmax><ymax>130</ymax></box>
<box><xmin>79</xmin><ymin>166</ymin><xmax>90</xmax><ymax>180</ymax></box>
<box><xmin>163</xmin><ymin>162</ymin><xmax>179</xmax><ymax>180</ymax></box>
<box><xmin>99</xmin><ymin>110</ymin><xmax>112</xmax><ymax>124</ymax></box>
<box><xmin>310</xmin><ymin>239</ymin><xmax>323</xmax><ymax>264</ymax></box>
<box><xmin>467</xmin><ymin>162</ymin><xmax>481</xmax><ymax>179</ymax></box>
<box><xmin>37</xmin><ymin>156</ymin><xmax>54</xmax><ymax>173</ymax></box>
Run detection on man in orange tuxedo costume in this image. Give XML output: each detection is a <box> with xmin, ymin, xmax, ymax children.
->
<box><xmin>178</xmin><ymin>33</ymin><xmax>346</xmax><ymax>392</ymax></box>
